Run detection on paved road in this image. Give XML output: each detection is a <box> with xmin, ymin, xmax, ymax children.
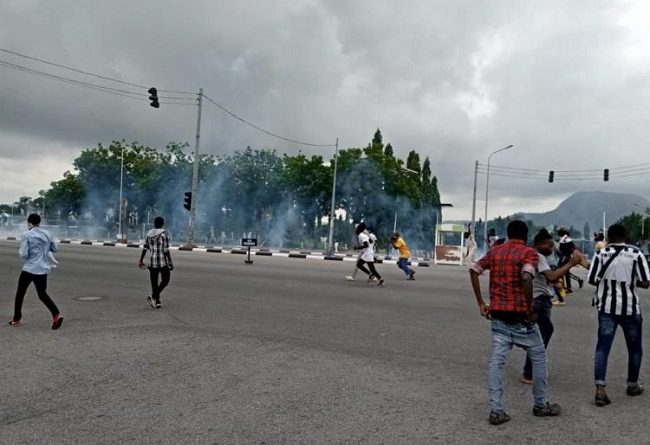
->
<box><xmin>1</xmin><ymin>240</ymin><xmax>648</xmax><ymax>444</ymax></box>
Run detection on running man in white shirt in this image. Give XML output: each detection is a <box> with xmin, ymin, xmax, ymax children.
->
<box><xmin>353</xmin><ymin>222</ymin><xmax>384</xmax><ymax>287</ymax></box>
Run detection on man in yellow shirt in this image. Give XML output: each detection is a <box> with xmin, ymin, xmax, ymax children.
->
<box><xmin>390</xmin><ymin>232</ymin><xmax>415</xmax><ymax>280</ymax></box>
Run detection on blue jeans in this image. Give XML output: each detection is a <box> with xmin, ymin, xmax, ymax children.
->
<box><xmin>594</xmin><ymin>313</ymin><xmax>643</xmax><ymax>386</ymax></box>
<box><xmin>397</xmin><ymin>258</ymin><xmax>411</xmax><ymax>277</ymax></box>
<box><xmin>489</xmin><ymin>320</ymin><xmax>548</xmax><ymax>412</ymax></box>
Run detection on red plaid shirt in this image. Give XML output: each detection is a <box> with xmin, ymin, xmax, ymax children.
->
<box><xmin>471</xmin><ymin>239</ymin><xmax>538</xmax><ymax>313</ymax></box>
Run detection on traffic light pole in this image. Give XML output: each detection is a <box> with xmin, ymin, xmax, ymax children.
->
<box><xmin>186</xmin><ymin>88</ymin><xmax>203</xmax><ymax>247</ymax></box>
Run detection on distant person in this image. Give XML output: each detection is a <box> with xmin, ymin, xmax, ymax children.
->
<box><xmin>594</xmin><ymin>232</ymin><xmax>606</xmax><ymax>254</ymax></box>
<box><xmin>487</xmin><ymin>228</ymin><xmax>499</xmax><ymax>248</ymax></box>
<box><xmin>587</xmin><ymin>223</ymin><xmax>650</xmax><ymax>406</ymax></box>
<box><xmin>520</xmin><ymin>229</ymin><xmax>584</xmax><ymax>384</ymax></box>
<box><xmin>390</xmin><ymin>232</ymin><xmax>415</xmax><ymax>280</ymax></box>
<box><xmin>138</xmin><ymin>216</ymin><xmax>173</xmax><ymax>309</ymax></box>
<box><xmin>557</xmin><ymin>228</ymin><xmax>583</xmax><ymax>294</ymax></box>
<box><xmin>8</xmin><ymin>213</ymin><xmax>63</xmax><ymax>329</ymax></box>
<box><xmin>464</xmin><ymin>231</ymin><xmax>478</xmax><ymax>268</ymax></box>
<box><xmin>353</xmin><ymin>222</ymin><xmax>384</xmax><ymax>287</ymax></box>
<box><xmin>345</xmin><ymin>225</ymin><xmax>363</xmax><ymax>281</ymax></box>
<box><xmin>469</xmin><ymin>220</ymin><xmax>561</xmax><ymax>425</ymax></box>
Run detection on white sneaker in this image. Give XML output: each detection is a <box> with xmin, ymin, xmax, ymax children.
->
<box><xmin>345</xmin><ymin>275</ymin><xmax>356</xmax><ymax>281</ymax></box>
<box><xmin>146</xmin><ymin>295</ymin><xmax>156</xmax><ymax>308</ymax></box>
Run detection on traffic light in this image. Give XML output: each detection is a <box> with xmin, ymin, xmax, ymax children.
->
<box><xmin>148</xmin><ymin>87</ymin><xmax>159</xmax><ymax>108</ymax></box>
<box><xmin>548</xmin><ymin>171</ymin><xmax>554</xmax><ymax>183</ymax></box>
<box><xmin>183</xmin><ymin>192</ymin><xmax>192</xmax><ymax>211</ymax></box>
<box><xmin>604</xmin><ymin>169</ymin><xmax>609</xmax><ymax>182</ymax></box>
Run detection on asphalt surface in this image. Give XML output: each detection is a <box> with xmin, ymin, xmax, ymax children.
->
<box><xmin>1</xmin><ymin>240</ymin><xmax>649</xmax><ymax>444</ymax></box>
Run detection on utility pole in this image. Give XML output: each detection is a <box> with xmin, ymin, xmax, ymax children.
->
<box><xmin>470</xmin><ymin>160</ymin><xmax>478</xmax><ymax>236</ymax></box>
<box><xmin>118</xmin><ymin>145</ymin><xmax>125</xmax><ymax>242</ymax></box>
<box><xmin>327</xmin><ymin>138</ymin><xmax>339</xmax><ymax>255</ymax></box>
<box><xmin>186</xmin><ymin>88</ymin><xmax>203</xmax><ymax>247</ymax></box>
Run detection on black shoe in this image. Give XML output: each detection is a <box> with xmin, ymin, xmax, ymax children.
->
<box><xmin>52</xmin><ymin>314</ymin><xmax>63</xmax><ymax>330</ymax></box>
<box><xmin>533</xmin><ymin>402</ymin><xmax>561</xmax><ymax>417</ymax></box>
<box><xmin>578</xmin><ymin>279</ymin><xmax>584</xmax><ymax>289</ymax></box>
<box><xmin>377</xmin><ymin>279</ymin><xmax>385</xmax><ymax>287</ymax></box>
<box><xmin>155</xmin><ymin>300</ymin><xmax>162</xmax><ymax>309</ymax></box>
<box><xmin>146</xmin><ymin>295</ymin><xmax>156</xmax><ymax>308</ymax></box>
<box><xmin>488</xmin><ymin>411</ymin><xmax>511</xmax><ymax>425</ymax></box>
<box><xmin>627</xmin><ymin>384</ymin><xmax>644</xmax><ymax>396</ymax></box>
<box><xmin>596</xmin><ymin>386</ymin><xmax>611</xmax><ymax>406</ymax></box>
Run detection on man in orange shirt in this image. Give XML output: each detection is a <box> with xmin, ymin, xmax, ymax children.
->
<box><xmin>390</xmin><ymin>232</ymin><xmax>415</xmax><ymax>280</ymax></box>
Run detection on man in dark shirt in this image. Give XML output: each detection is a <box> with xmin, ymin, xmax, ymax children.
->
<box><xmin>138</xmin><ymin>216</ymin><xmax>173</xmax><ymax>309</ymax></box>
<box><xmin>470</xmin><ymin>220</ymin><xmax>561</xmax><ymax>425</ymax></box>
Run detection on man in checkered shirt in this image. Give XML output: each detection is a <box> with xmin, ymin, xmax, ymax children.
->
<box><xmin>139</xmin><ymin>216</ymin><xmax>173</xmax><ymax>309</ymax></box>
<box><xmin>470</xmin><ymin>220</ymin><xmax>561</xmax><ymax>425</ymax></box>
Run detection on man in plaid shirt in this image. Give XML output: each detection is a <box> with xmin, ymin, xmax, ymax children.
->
<box><xmin>139</xmin><ymin>216</ymin><xmax>173</xmax><ymax>309</ymax></box>
<box><xmin>469</xmin><ymin>220</ymin><xmax>561</xmax><ymax>425</ymax></box>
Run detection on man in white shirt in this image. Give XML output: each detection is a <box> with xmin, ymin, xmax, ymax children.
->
<box><xmin>353</xmin><ymin>222</ymin><xmax>384</xmax><ymax>287</ymax></box>
<box><xmin>588</xmin><ymin>224</ymin><xmax>650</xmax><ymax>406</ymax></box>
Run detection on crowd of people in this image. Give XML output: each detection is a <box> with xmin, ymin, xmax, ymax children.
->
<box><xmin>7</xmin><ymin>213</ymin><xmax>649</xmax><ymax>427</ymax></box>
<box><xmin>470</xmin><ymin>220</ymin><xmax>649</xmax><ymax>425</ymax></box>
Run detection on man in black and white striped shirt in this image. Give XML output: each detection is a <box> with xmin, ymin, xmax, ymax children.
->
<box><xmin>587</xmin><ymin>224</ymin><xmax>650</xmax><ymax>406</ymax></box>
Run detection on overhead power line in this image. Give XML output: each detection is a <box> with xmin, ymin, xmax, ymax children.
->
<box><xmin>0</xmin><ymin>59</ymin><xmax>197</xmax><ymax>105</ymax></box>
<box><xmin>202</xmin><ymin>94</ymin><xmax>336</xmax><ymax>148</ymax></box>
<box><xmin>0</xmin><ymin>47</ymin><xmax>197</xmax><ymax>95</ymax></box>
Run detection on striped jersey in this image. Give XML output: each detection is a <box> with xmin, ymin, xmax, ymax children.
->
<box><xmin>587</xmin><ymin>244</ymin><xmax>650</xmax><ymax>315</ymax></box>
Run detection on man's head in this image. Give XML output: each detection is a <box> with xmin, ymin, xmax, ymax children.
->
<box><xmin>506</xmin><ymin>220</ymin><xmax>528</xmax><ymax>242</ymax></box>
<box><xmin>355</xmin><ymin>222</ymin><xmax>367</xmax><ymax>235</ymax></box>
<box><xmin>557</xmin><ymin>227</ymin><xmax>569</xmax><ymax>237</ymax></box>
<box><xmin>594</xmin><ymin>232</ymin><xmax>605</xmax><ymax>242</ymax></box>
<box><xmin>534</xmin><ymin>229</ymin><xmax>554</xmax><ymax>255</ymax></box>
<box><xmin>607</xmin><ymin>223</ymin><xmax>627</xmax><ymax>243</ymax></box>
<box><xmin>488</xmin><ymin>228</ymin><xmax>496</xmax><ymax>236</ymax></box>
<box><xmin>390</xmin><ymin>232</ymin><xmax>400</xmax><ymax>242</ymax></box>
<box><xmin>27</xmin><ymin>213</ymin><xmax>41</xmax><ymax>227</ymax></box>
<box><xmin>154</xmin><ymin>216</ymin><xmax>164</xmax><ymax>229</ymax></box>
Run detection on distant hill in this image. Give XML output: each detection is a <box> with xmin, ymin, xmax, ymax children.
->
<box><xmin>515</xmin><ymin>191</ymin><xmax>650</xmax><ymax>234</ymax></box>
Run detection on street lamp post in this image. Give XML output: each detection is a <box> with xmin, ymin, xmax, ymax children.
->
<box><xmin>483</xmin><ymin>144</ymin><xmax>514</xmax><ymax>249</ymax></box>
<box><xmin>118</xmin><ymin>145</ymin><xmax>125</xmax><ymax>242</ymax></box>
<box><xmin>327</xmin><ymin>138</ymin><xmax>339</xmax><ymax>256</ymax></box>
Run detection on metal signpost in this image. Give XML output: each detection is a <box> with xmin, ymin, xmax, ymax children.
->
<box><xmin>241</xmin><ymin>237</ymin><xmax>257</xmax><ymax>264</ymax></box>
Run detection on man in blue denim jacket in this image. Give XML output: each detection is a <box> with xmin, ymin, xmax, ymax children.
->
<box><xmin>8</xmin><ymin>213</ymin><xmax>63</xmax><ymax>329</ymax></box>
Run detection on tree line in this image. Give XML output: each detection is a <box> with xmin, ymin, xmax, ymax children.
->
<box><xmin>2</xmin><ymin>129</ymin><xmax>443</xmax><ymax>252</ymax></box>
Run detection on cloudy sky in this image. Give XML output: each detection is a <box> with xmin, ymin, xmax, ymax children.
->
<box><xmin>1</xmin><ymin>0</ymin><xmax>649</xmax><ymax>221</ymax></box>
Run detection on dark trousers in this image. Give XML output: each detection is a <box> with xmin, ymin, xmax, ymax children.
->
<box><xmin>149</xmin><ymin>266</ymin><xmax>171</xmax><ymax>301</ymax></box>
<box><xmin>559</xmin><ymin>257</ymin><xmax>572</xmax><ymax>291</ymax></box>
<box><xmin>356</xmin><ymin>259</ymin><xmax>382</xmax><ymax>280</ymax></box>
<box><xmin>13</xmin><ymin>271</ymin><xmax>60</xmax><ymax>321</ymax></box>
<box><xmin>523</xmin><ymin>295</ymin><xmax>554</xmax><ymax>379</ymax></box>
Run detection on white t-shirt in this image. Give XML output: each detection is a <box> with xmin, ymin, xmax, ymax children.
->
<box><xmin>358</xmin><ymin>232</ymin><xmax>375</xmax><ymax>262</ymax></box>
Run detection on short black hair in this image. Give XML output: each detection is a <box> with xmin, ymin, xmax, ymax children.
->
<box><xmin>557</xmin><ymin>228</ymin><xmax>569</xmax><ymax>237</ymax></box>
<box><xmin>507</xmin><ymin>220</ymin><xmax>528</xmax><ymax>242</ymax></box>
<box><xmin>607</xmin><ymin>223</ymin><xmax>626</xmax><ymax>242</ymax></box>
<box><xmin>154</xmin><ymin>216</ymin><xmax>165</xmax><ymax>228</ymax></box>
<box><xmin>355</xmin><ymin>222</ymin><xmax>367</xmax><ymax>235</ymax></box>
<box><xmin>534</xmin><ymin>229</ymin><xmax>553</xmax><ymax>245</ymax></box>
<box><xmin>27</xmin><ymin>213</ymin><xmax>41</xmax><ymax>226</ymax></box>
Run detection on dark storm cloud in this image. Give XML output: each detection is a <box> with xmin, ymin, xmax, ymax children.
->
<box><xmin>1</xmin><ymin>0</ymin><xmax>648</xmax><ymax>218</ymax></box>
